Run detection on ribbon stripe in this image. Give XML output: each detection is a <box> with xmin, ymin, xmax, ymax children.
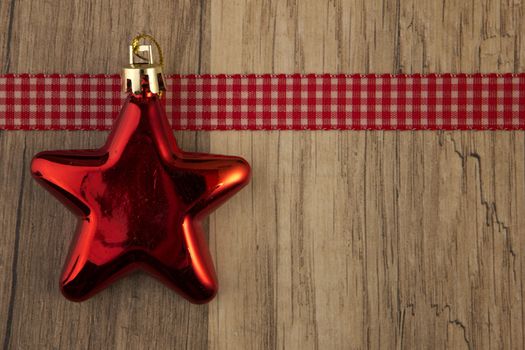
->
<box><xmin>0</xmin><ymin>74</ymin><xmax>524</xmax><ymax>130</ymax></box>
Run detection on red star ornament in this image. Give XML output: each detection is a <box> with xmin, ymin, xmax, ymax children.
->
<box><xmin>31</xmin><ymin>92</ymin><xmax>250</xmax><ymax>303</ymax></box>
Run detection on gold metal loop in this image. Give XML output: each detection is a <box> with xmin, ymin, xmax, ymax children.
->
<box><xmin>123</xmin><ymin>34</ymin><xmax>166</xmax><ymax>95</ymax></box>
<box><xmin>130</xmin><ymin>34</ymin><xmax>164</xmax><ymax>67</ymax></box>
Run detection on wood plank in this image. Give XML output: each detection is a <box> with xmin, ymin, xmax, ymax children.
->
<box><xmin>8</xmin><ymin>0</ymin><xmax>207</xmax><ymax>74</ymax></box>
<box><xmin>0</xmin><ymin>1</ymin><xmax>211</xmax><ymax>349</ymax></box>
<box><xmin>208</xmin><ymin>129</ymin><xmax>525</xmax><ymax>349</ymax></box>
<box><xmin>207</xmin><ymin>0</ymin><xmax>525</xmax><ymax>349</ymax></box>
<box><xmin>0</xmin><ymin>131</ymin><xmax>27</xmax><ymax>350</ymax></box>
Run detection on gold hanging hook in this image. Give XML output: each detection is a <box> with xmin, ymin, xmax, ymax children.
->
<box><xmin>130</xmin><ymin>34</ymin><xmax>164</xmax><ymax>66</ymax></box>
<box><xmin>123</xmin><ymin>34</ymin><xmax>166</xmax><ymax>95</ymax></box>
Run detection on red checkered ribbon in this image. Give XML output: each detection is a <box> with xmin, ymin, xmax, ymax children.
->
<box><xmin>1</xmin><ymin>74</ymin><xmax>524</xmax><ymax>130</ymax></box>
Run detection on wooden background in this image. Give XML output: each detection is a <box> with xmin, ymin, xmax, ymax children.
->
<box><xmin>0</xmin><ymin>0</ymin><xmax>524</xmax><ymax>349</ymax></box>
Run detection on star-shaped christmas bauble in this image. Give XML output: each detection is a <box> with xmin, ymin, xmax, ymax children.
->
<box><xmin>31</xmin><ymin>95</ymin><xmax>250</xmax><ymax>303</ymax></box>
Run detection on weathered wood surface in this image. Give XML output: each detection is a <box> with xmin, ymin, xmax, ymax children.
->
<box><xmin>0</xmin><ymin>0</ymin><xmax>524</xmax><ymax>349</ymax></box>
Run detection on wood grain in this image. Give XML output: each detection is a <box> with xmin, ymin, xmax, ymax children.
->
<box><xmin>0</xmin><ymin>0</ymin><xmax>524</xmax><ymax>349</ymax></box>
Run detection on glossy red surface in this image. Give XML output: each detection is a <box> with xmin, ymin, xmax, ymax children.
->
<box><xmin>31</xmin><ymin>95</ymin><xmax>250</xmax><ymax>303</ymax></box>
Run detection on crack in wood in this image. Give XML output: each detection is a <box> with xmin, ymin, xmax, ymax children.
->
<box><xmin>2</xmin><ymin>0</ymin><xmax>15</xmax><ymax>73</ymax></box>
<box><xmin>443</xmin><ymin>134</ymin><xmax>516</xmax><ymax>259</ymax></box>
<box><xmin>2</xmin><ymin>138</ymin><xmax>26</xmax><ymax>350</ymax></box>
<box><xmin>431</xmin><ymin>304</ymin><xmax>472</xmax><ymax>350</ymax></box>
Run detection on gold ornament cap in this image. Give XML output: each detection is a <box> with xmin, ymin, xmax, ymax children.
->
<box><xmin>122</xmin><ymin>34</ymin><xmax>166</xmax><ymax>95</ymax></box>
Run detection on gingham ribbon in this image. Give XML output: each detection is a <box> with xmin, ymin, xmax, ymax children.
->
<box><xmin>0</xmin><ymin>74</ymin><xmax>524</xmax><ymax>130</ymax></box>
